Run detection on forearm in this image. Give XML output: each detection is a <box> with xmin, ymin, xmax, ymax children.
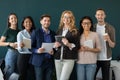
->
<box><xmin>90</xmin><ymin>48</ymin><xmax>100</xmax><ymax>53</ymax></box>
<box><xmin>66</xmin><ymin>43</ymin><xmax>75</xmax><ymax>50</ymax></box>
<box><xmin>0</xmin><ymin>41</ymin><xmax>10</xmax><ymax>46</ymax></box>
<box><xmin>87</xmin><ymin>47</ymin><xmax>100</xmax><ymax>53</ymax></box>
<box><xmin>107</xmin><ymin>39</ymin><xmax>115</xmax><ymax>48</ymax></box>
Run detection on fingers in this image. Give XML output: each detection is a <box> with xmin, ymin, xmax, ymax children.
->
<box><xmin>9</xmin><ymin>43</ymin><xmax>17</xmax><ymax>49</ymax></box>
<box><xmin>54</xmin><ymin>42</ymin><xmax>61</xmax><ymax>48</ymax></box>
<box><xmin>103</xmin><ymin>34</ymin><xmax>110</xmax><ymax>41</ymax></box>
<box><xmin>62</xmin><ymin>38</ymin><xmax>69</xmax><ymax>45</ymax></box>
<box><xmin>20</xmin><ymin>42</ymin><xmax>24</xmax><ymax>48</ymax></box>
<box><xmin>80</xmin><ymin>46</ymin><xmax>91</xmax><ymax>51</ymax></box>
<box><xmin>48</xmin><ymin>50</ymin><xmax>54</xmax><ymax>55</ymax></box>
<box><xmin>38</xmin><ymin>48</ymin><xmax>45</xmax><ymax>53</ymax></box>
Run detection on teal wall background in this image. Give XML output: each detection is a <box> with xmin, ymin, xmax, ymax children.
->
<box><xmin>0</xmin><ymin>0</ymin><xmax>120</xmax><ymax>59</ymax></box>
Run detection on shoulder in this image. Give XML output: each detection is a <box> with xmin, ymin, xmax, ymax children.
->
<box><xmin>34</xmin><ymin>28</ymin><xmax>42</xmax><ymax>33</ymax></box>
<box><xmin>2</xmin><ymin>28</ymin><xmax>9</xmax><ymax>36</ymax></box>
<box><xmin>50</xmin><ymin>29</ymin><xmax>55</xmax><ymax>34</ymax></box>
<box><xmin>71</xmin><ymin>28</ymin><xmax>79</xmax><ymax>36</ymax></box>
<box><xmin>93</xmin><ymin>23</ymin><xmax>97</xmax><ymax>30</ymax></box>
<box><xmin>90</xmin><ymin>32</ymin><xmax>99</xmax><ymax>37</ymax></box>
<box><xmin>5</xmin><ymin>28</ymin><xmax>11</xmax><ymax>32</ymax></box>
<box><xmin>18</xmin><ymin>29</ymin><xmax>25</xmax><ymax>35</ymax></box>
<box><xmin>106</xmin><ymin>22</ymin><xmax>115</xmax><ymax>30</ymax></box>
<box><xmin>3</xmin><ymin>28</ymin><xmax>11</xmax><ymax>34</ymax></box>
<box><xmin>31</xmin><ymin>28</ymin><xmax>43</xmax><ymax>37</ymax></box>
<box><xmin>56</xmin><ymin>29</ymin><xmax>62</xmax><ymax>34</ymax></box>
<box><xmin>91</xmin><ymin>31</ymin><xmax>97</xmax><ymax>34</ymax></box>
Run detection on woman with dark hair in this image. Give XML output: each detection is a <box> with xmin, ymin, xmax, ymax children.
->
<box><xmin>77</xmin><ymin>16</ymin><xmax>101</xmax><ymax>80</ymax></box>
<box><xmin>0</xmin><ymin>13</ymin><xmax>19</xmax><ymax>80</ymax></box>
<box><xmin>17</xmin><ymin>16</ymin><xmax>36</xmax><ymax>80</ymax></box>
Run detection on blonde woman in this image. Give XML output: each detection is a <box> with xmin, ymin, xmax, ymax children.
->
<box><xmin>54</xmin><ymin>10</ymin><xmax>80</xmax><ymax>80</ymax></box>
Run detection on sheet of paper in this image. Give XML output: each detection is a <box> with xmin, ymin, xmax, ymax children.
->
<box><xmin>23</xmin><ymin>38</ymin><xmax>31</xmax><ymax>49</ymax></box>
<box><xmin>42</xmin><ymin>43</ymin><xmax>54</xmax><ymax>53</ymax></box>
<box><xmin>84</xmin><ymin>40</ymin><xmax>93</xmax><ymax>48</ymax></box>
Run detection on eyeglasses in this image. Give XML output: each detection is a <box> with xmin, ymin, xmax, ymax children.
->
<box><xmin>82</xmin><ymin>22</ymin><xmax>91</xmax><ymax>25</ymax></box>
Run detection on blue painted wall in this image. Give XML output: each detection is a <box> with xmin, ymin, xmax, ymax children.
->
<box><xmin>0</xmin><ymin>0</ymin><xmax>119</xmax><ymax>59</ymax></box>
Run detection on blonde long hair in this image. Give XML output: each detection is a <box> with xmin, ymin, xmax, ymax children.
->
<box><xmin>58</xmin><ymin>10</ymin><xmax>78</xmax><ymax>35</ymax></box>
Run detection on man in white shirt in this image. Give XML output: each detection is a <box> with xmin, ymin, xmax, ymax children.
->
<box><xmin>93</xmin><ymin>8</ymin><xmax>115</xmax><ymax>80</ymax></box>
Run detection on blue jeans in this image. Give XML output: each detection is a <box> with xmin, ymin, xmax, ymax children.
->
<box><xmin>5</xmin><ymin>49</ymin><xmax>18</xmax><ymax>80</ymax></box>
<box><xmin>34</xmin><ymin>60</ymin><xmax>54</xmax><ymax>80</ymax></box>
<box><xmin>77</xmin><ymin>63</ymin><xmax>96</xmax><ymax>80</ymax></box>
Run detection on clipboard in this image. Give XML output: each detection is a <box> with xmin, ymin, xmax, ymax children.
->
<box><xmin>55</xmin><ymin>35</ymin><xmax>64</xmax><ymax>43</ymax></box>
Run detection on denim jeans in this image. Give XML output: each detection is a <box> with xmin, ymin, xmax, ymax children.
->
<box><xmin>34</xmin><ymin>60</ymin><xmax>54</xmax><ymax>80</ymax></box>
<box><xmin>77</xmin><ymin>63</ymin><xmax>96</xmax><ymax>80</ymax></box>
<box><xmin>5</xmin><ymin>49</ymin><xmax>18</xmax><ymax>80</ymax></box>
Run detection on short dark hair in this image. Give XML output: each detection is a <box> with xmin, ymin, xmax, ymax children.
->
<box><xmin>40</xmin><ymin>14</ymin><xmax>51</xmax><ymax>21</ymax></box>
<box><xmin>96</xmin><ymin>8</ymin><xmax>105</xmax><ymax>12</ymax></box>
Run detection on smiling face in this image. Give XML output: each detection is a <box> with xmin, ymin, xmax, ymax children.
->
<box><xmin>23</xmin><ymin>18</ymin><xmax>32</xmax><ymax>32</ymax></box>
<box><xmin>59</xmin><ymin>10</ymin><xmax>76</xmax><ymax>30</ymax></box>
<box><xmin>40</xmin><ymin>17</ymin><xmax>51</xmax><ymax>29</ymax></box>
<box><xmin>9</xmin><ymin>14</ymin><xmax>17</xmax><ymax>26</ymax></box>
<box><xmin>82</xmin><ymin>19</ymin><xmax>91</xmax><ymax>31</ymax></box>
<box><xmin>95</xmin><ymin>10</ymin><xmax>106</xmax><ymax>23</ymax></box>
<box><xmin>62</xmin><ymin>13</ymin><xmax>71</xmax><ymax>25</ymax></box>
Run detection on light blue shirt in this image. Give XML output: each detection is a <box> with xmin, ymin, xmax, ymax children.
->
<box><xmin>17</xmin><ymin>29</ymin><xmax>32</xmax><ymax>54</ymax></box>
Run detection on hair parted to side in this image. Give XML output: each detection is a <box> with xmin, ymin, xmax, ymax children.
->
<box><xmin>96</xmin><ymin>8</ymin><xmax>106</xmax><ymax>14</ymax></box>
<box><xmin>58</xmin><ymin>10</ymin><xmax>78</xmax><ymax>35</ymax></box>
<box><xmin>79</xmin><ymin>16</ymin><xmax>93</xmax><ymax>35</ymax></box>
<box><xmin>7</xmin><ymin>13</ymin><xmax>18</xmax><ymax>28</ymax></box>
<box><xmin>21</xmin><ymin>16</ymin><xmax>36</xmax><ymax>32</ymax></box>
<box><xmin>96</xmin><ymin>8</ymin><xmax>105</xmax><ymax>12</ymax></box>
<box><xmin>40</xmin><ymin>14</ymin><xmax>51</xmax><ymax>21</ymax></box>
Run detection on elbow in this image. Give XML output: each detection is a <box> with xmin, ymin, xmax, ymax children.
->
<box><xmin>110</xmin><ymin>43</ymin><xmax>115</xmax><ymax>48</ymax></box>
<box><xmin>111</xmin><ymin>43</ymin><xmax>115</xmax><ymax>48</ymax></box>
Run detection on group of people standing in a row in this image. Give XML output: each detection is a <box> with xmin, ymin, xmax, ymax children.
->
<box><xmin>0</xmin><ymin>8</ymin><xmax>115</xmax><ymax>80</ymax></box>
